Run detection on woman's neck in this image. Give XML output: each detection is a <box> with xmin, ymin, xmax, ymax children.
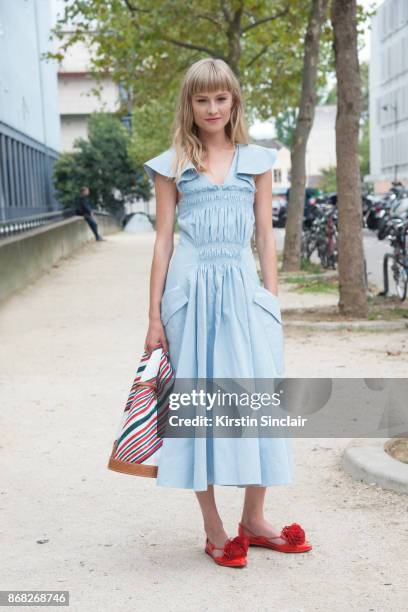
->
<box><xmin>198</xmin><ymin>132</ymin><xmax>233</xmax><ymax>152</ymax></box>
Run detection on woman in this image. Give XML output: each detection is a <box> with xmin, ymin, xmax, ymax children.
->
<box><xmin>143</xmin><ymin>58</ymin><xmax>312</xmax><ymax>567</ymax></box>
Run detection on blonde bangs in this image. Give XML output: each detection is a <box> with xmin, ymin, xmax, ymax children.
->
<box><xmin>188</xmin><ymin>63</ymin><xmax>234</xmax><ymax>97</ymax></box>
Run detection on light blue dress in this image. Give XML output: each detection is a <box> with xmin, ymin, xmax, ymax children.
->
<box><xmin>143</xmin><ymin>143</ymin><xmax>294</xmax><ymax>491</ymax></box>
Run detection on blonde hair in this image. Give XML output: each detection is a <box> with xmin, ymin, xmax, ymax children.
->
<box><xmin>170</xmin><ymin>58</ymin><xmax>250</xmax><ymax>181</ymax></box>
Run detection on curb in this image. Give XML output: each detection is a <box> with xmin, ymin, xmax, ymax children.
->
<box><xmin>342</xmin><ymin>438</ymin><xmax>408</xmax><ymax>494</ymax></box>
<box><xmin>282</xmin><ymin>319</ymin><xmax>408</xmax><ymax>331</ymax></box>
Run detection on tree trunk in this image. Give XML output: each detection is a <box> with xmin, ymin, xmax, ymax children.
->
<box><xmin>332</xmin><ymin>0</ymin><xmax>368</xmax><ymax>316</ymax></box>
<box><xmin>282</xmin><ymin>0</ymin><xmax>328</xmax><ymax>272</ymax></box>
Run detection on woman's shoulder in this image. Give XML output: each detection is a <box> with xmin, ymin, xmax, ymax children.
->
<box><xmin>237</xmin><ymin>143</ymin><xmax>278</xmax><ymax>175</ymax></box>
<box><xmin>143</xmin><ymin>147</ymin><xmax>176</xmax><ymax>181</ymax></box>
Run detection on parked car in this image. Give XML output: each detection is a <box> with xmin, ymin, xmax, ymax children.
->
<box><xmin>280</xmin><ymin>187</ymin><xmax>323</xmax><ymax>228</ymax></box>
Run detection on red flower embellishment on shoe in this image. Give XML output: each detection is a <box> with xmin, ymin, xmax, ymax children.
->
<box><xmin>224</xmin><ymin>535</ymin><xmax>249</xmax><ymax>559</ymax></box>
<box><xmin>281</xmin><ymin>523</ymin><xmax>306</xmax><ymax>546</ymax></box>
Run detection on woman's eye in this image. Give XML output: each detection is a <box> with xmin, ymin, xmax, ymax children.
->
<box><xmin>196</xmin><ymin>97</ymin><xmax>227</xmax><ymax>102</ymax></box>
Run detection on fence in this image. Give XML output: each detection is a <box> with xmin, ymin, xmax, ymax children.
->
<box><xmin>0</xmin><ymin>121</ymin><xmax>59</xmax><ymax>221</ymax></box>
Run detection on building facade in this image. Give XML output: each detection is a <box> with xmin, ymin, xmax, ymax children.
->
<box><xmin>0</xmin><ymin>0</ymin><xmax>60</xmax><ymax>221</ymax></box>
<box><xmin>306</xmin><ymin>104</ymin><xmax>336</xmax><ymax>187</ymax></box>
<box><xmin>370</xmin><ymin>0</ymin><xmax>408</xmax><ymax>193</ymax></box>
<box><xmin>51</xmin><ymin>0</ymin><xmax>121</xmax><ymax>152</ymax></box>
<box><xmin>56</xmin><ymin>37</ymin><xmax>121</xmax><ymax>151</ymax></box>
<box><xmin>253</xmin><ymin>138</ymin><xmax>291</xmax><ymax>189</ymax></box>
<box><xmin>254</xmin><ymin>105</ymin><xmax>336</xmax><ymax>190</ymax></box>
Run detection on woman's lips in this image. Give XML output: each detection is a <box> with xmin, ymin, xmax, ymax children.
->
<box><xmin>205</xmin><ymin>117</ymin><xmax>221</xmax><ymax>122</ymax></box>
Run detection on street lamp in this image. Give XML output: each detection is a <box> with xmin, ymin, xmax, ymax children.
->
<box><xmin>381</xmin><ymin>102</ymin><xmax>398</xmax><ymax>183</ymax></box>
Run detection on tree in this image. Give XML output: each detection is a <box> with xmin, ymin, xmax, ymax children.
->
<box><xmin>332</xmin><ymin>0</ymin><xmax>368</xmax><ymax>316</ymax></box>
<box><xmin>128</xmin><ymin>98</ymin><xmax>177</xmax><ymax>167</ymax></box>
<box><xmin>48</xmin><ymin>0</ymin><xmax>334</xmax><ymax>163</ymax></box>
<box><xmin>282</xmin><ymin>0</ymin><xmax>329</xmax><ymax>272</ymax></box>
<box><xmin>52</xmin><ymin>152</ymin><xmax>88</xmax><ymax>209</ymax></box>
<box><xmin>53</xmin><ymin>113</ymin><xmax>150</xmax><ymax>217</ymax></box>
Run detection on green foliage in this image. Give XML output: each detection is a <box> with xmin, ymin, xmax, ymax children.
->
<box><xmin>317</xmin><ymin>166</ymin><xmax>337</xmax><ymax>193</ymax></box>
<box><xmin>48</xmin><ymin>0</ymin><xmax>335</xmax><ymax>151</ymax></box>
<box><xmin>52</xmin><ymin>152</ymin><xmax>87</xmax><ymax>208</ymax></box>
<box><xmin>300</xmin><ymin>259</ymin><xmax>323</xmax><ymax>274</ymax></box>
<box><xmin>274</xmin><ymin>108</ymin><xmax>298</xmax><ymax>148</ymax></box>
<box><xmin>288</xmin><ymin>276</ymin><xmax>339</xmax><ymax>294</ymax></box>
<box><xmin>359</xmin><ymin>116</ymin><xmax>370</xmax><ymax>180</ymax></box>
<box><xmin>53</xmin><ymin>113</ymin><xmax>151</xmax><ymax>216</ymax></box>
<box><xmin>129</xmin><ymin>97</ymin><xmax>177</xmax><ymax>165</ymax></box>
<box><xmin>47</xmin><ymin>0</ymin><xmax>374</xmax><ymax>162</ymax></box>
<box><xmin>359</xmin><ymin>61</ymin><xmax>370</xmax><ymax>179</ymax></box>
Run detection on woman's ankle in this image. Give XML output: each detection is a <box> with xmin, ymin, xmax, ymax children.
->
<box><xmin>240</xmin><ymin>515</ymin><xmax>265</xmax><ymax>528</ymax></box>
<box><xmin>204</xmin><ymin>522</ymin><xmax>228</xmax><ymax>544</ymax></box>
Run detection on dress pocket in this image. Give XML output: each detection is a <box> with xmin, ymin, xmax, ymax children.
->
<box><xmin>160</xmin><ymin>285</ymin><xmax>189</xmax><ymax>326</ymax></box>
<box><xmin>252</xmin><ymin>286</ymin><xmax>282</xmax><ymax>325</ymax></box>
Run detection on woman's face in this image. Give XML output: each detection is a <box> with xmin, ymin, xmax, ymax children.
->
<box><xmin>191</xmin><ymin>89</ymin><xmax>233</xmax><ymax>135</ymax></box>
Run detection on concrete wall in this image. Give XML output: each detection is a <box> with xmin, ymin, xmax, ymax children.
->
<box><xmin>60</xmin><ymin>116</ymin><xmax>88</xmax><ymax>151</ymax></box>
<box><xmin>0</xmin><ymin>214</ymin><xmax>120</xmax><ymax>305</ymax></box>
<box><xmin>58</xmin><ymin>74</ymin><xmax>119</xmax><ymax>116</ymax></box>
<box><xmin>58</xmin><ymin>73</ymin><xmax>120</xmax><ymax>151</ymax></box>
<box><xmin>306</xmin><ymin>105</ymin><xmax>337</xmax><ymax>179</ymax></box>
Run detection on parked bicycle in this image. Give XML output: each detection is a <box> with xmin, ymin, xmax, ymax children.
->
<box><xmin>379</xmin><ymin>217</ymin><xmax>408</xmax><ymax>302</ymax></box>
<box><xmin>377</xmin><ymin>188</ymin><xmax>408</xmax><ymax>240</ymax></box>
<box><xmin>301</xmin><ymin>201</ymin><xmax>338</xmax><ymax>269</ymax></box>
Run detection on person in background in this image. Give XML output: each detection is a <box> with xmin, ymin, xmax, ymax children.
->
<box><xmin>75</xmin><ymin>186</ymin><xmax>105</xmax><ymax>242</ymax></box>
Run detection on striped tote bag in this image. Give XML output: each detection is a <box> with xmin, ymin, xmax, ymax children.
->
<box><xmin>107</xmin><ymin>344</ymin><xmax>174</xmax><ymax>477</ymax></box>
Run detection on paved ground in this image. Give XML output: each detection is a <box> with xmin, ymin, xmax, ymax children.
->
<box><xmin>1</xmin><ymin>232</ymin><xmax>407</xmax><ymax>612</ymax></box>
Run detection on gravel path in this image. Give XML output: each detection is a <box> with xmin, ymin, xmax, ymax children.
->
<box><xmin>1</xmin><ymin>232</ymin><xmax>407</xmax><ymax>612</ymax></box>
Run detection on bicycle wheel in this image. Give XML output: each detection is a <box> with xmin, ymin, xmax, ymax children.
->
<box><xmin>301</xmin><ymin>233</ymin><xmax>309</xmax><ymax>260</ymax></box>
<box><xmin>393</xmin><ymin>259</ymin><xmax>408</xmax><ymax>301</ymax></box>
<box><xmin>327</xmin><ymin>230</ymin><xmax>338</xmax><ymax>269</ymax></box>
<box><xmin>317</xmin><ymin>241</ymin><xmax>328</xmax><ymax>268</ymax></box>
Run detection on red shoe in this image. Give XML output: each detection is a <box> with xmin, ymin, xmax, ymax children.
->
<box><xmin>205</xmin><ymin>535</ymin><xmax>249</xmax><ymax>567</ymax></box>
<box><xmin>238</xmin><ymin>522</ymin><xmax>312</xmax><ymax>553</ymax></box>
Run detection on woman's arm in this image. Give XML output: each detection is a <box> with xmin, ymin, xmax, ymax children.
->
<box><xmin>144</xmin><ymin>173</ymin><xmax>177</xmax><ymax>353</ymax></box>
<box><xmin>253</xmin><ymin>170</ymin><xmax>279</xmax><ymax>297</ymax></box>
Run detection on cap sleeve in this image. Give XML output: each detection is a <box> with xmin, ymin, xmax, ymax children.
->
<box><xmin>143</xmin><ymin>148</ymin><xmax>175</xmax><ymax>182</ymax></box>
<box><xmin>237</xmin><ymin>144</ymin><xmax>278</xmax><ymax>176</ymax></box>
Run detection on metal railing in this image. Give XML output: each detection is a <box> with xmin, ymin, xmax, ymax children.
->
<box><xmin>0</xmin><ymin>208</ymin><xmax>122</xmax><ymax>241</ymax></box>
<box><xmin>0</xmin><ymin>209</ymin><xmax>76</xmax><ymax>240</ymax></box>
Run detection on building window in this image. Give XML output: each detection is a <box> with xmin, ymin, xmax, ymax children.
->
<box><xmin>273</xmin><ymin>168</ymin><xmax>282</xmax><ymax>183</ymax></box>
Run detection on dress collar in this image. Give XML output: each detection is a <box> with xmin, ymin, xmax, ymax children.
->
<box><xmin>178</xmin><ymin>144</ymin><xmax>244</xmax><ymax>177</ymax></box>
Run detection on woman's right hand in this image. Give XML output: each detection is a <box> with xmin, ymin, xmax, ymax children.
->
<box><xmin>144</xmin><ymin>317</ymin><xmax>169</xmax><ymax>354</ymax></box>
